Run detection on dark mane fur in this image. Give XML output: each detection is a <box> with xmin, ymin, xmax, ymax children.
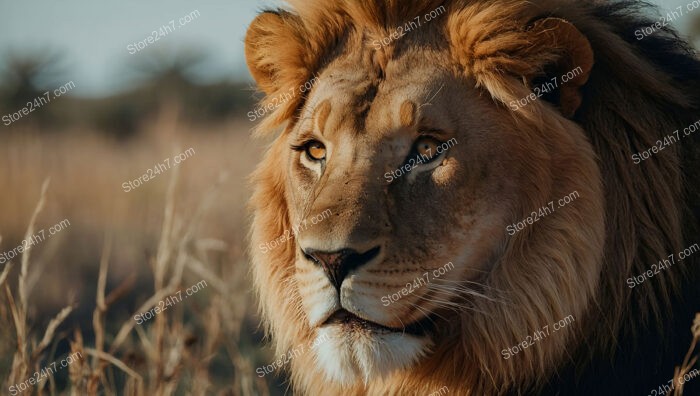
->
<box><xmin>543</xmin><ymin>1</ymin><xmax>700</xmax><ymax>394</ymax></box>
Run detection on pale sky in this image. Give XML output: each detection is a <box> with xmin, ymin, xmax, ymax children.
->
<box><xmin>0</xmin><ymin>0</ymin><xmax>692</xmax><ymax>97</ymax></box>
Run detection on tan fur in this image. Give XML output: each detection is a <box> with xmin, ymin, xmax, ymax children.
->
<box><xmin>399</xmin><ymin>100</ymin><xmax>417</xmax><ymax>128</ymax></box>
<box><xmin>314</xmin><ymin>100</ymin><xmax>332</xmax><ymax>134</ymax></box>
<box><xmin>246</xmin><ymin>1</ymin><xmax>691</xmax><ymax>394</ymax></box>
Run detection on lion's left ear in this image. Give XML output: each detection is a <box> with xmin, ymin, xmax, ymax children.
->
<box><xmin>245</xmin><ymin>10</ymin><xmax>346</xmax><ymax>131</ymax></box>
<box><xmin>526</xmin><ymin>18</ymin><xmax>594</xmax><ymax>117</ymax></box>
<box><xmin>245</xmin><ymin>11</ymin><xmax>314</xmax><ymax>96</ymax></box>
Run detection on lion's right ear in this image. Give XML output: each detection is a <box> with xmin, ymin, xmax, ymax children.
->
<box><xmin>448</xmin><ymin>8</ymin><xmax>594</xmax><ymax>120</ymax></box>
<box><xmin>245</xmin><ymin>11</ymin><xmax>314</xmax><ymax>97</ymax></box>
<box><xmin>525</xmin><ymin>18</ymin><xmax>594</xmax><ymax>117</ymax></box>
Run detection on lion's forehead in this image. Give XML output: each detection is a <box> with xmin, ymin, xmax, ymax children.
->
<box><xmin>302</xmin><ymin>59</ymin><xmax>453</xmax><ymax>140</ymax></box>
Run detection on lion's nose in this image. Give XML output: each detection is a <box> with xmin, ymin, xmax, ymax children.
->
<box><xmin>302</xmin><ymin>246</ymin><xmax>381</xmax><ymax>290</ymax></box>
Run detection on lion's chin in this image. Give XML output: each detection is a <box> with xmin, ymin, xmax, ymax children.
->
<box><xmin>312</xmin><ymin>325</ymin><xmax>432</xmax><ymax>386</ymax></box>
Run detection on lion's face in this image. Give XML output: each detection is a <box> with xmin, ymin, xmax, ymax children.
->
<box><xmin>247</xmin><ymin>2</ymin><xmax>608</xmax><ymax>393</ymax></box>
<box><xmin>282</xmin><ymin>50</ymin><xmax>552</xmax><ymax>383</ymax></box>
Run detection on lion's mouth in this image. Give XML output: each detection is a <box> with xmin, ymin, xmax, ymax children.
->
<box><xmin>322</xmin><ymin>309</ymin><xmax>425</xmax><ymax>336</ymax></box>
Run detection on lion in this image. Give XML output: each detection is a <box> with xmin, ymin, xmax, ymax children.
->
<box><xmin>244</xmin><ymin>0</ymin><xmax>700</xmax><ymax>394</ymax></box>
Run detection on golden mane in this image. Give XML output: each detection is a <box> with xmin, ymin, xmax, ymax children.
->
<box><xmin>246</xmin><ymin>0</ymin><xmax>700</xmax><ymax>394</ymax></box>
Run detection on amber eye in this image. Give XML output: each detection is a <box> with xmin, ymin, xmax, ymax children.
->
<box><xmin>305</xmin><ymin>141</ymin><xmax>326</xmax><ymax>161</ymax></box>
<box><xmin>412</xmin><ymin>136</ymin><xmax>442</xmax><ymax>162</ymax></box>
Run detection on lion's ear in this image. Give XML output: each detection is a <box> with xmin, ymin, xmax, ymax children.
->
<box><xmin>244</xmin><ymin>11</ymin><xmax>313</xmax><ymax>96</ymax></box>
<box><xmin>527</xmin><ymin>18</ymin><xmax>594</xmax><ymax>117</ymax></box>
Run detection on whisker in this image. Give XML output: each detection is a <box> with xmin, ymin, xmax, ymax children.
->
<box><xmin>429</xmin><ymin>278</ymin><xmax>506</xmax><ymax>296</ymax></box>
<box><xmin>404</xmin><ymin>300</ymin><xmax>444</xmax><ymax>326</ymax></box>
<box><xmin>427</xmin><ymin>283</ymin><xmax>506</xmax><ymax>305</ymax></box>
<box><xmin>414</xmin><ymin>294</ymin><xmax>492</xmax><ymax>318</ymax></box>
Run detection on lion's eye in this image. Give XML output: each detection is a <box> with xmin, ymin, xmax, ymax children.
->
<box><xmin>412</xmin><ymin>136</ymin><xmax>442</xmax><ymax>162</ymax></box>
<box><xmin>306</xmin><ymin>141</ymin><xmax>326</xmax><ymax>161</ymax></box>
<box><xmin>296</xmin><ymin>140</ymin><xmax>326</xmax><ymax>161</ymax></box>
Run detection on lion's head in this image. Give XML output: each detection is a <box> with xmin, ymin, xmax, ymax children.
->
<box><xmin>246</xmin><ymin>1</ymin><xmax>700</xmax><ymax>394</ymax></box>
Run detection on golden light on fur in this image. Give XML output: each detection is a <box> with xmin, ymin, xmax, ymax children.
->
<box><xmin>399</xmin><ymin>100</ymin><xmax>416</xmax><ymax>128</ymax></box>
<box><xmin>314</xmin><ymin>100</ymin><xmax>332</xmax><ymax>134</ymax></box>
<box><xmin>246</xmin><ymin>1</ymin><xmax>699</xmax><ymax>394</ymax></box>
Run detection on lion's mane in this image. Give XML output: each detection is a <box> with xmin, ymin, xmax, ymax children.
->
<box><xmin>246</xmin><ymin>1</ymin><xmax>700</xmax><ymax>394</ymax></box>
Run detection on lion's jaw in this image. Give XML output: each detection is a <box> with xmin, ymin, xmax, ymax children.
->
<box><xmin>311</xmin><ymin>320</ymin><xmax>430</xmax><ymax>385</ymax></box>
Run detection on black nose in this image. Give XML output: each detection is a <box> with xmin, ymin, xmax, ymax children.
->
<box><xmin>303</xmin><ymin>246</ymin><xmax>381</xmax><ymax>290</ymax></box>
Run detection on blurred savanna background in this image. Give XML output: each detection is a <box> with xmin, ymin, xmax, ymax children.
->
<box><xmin>0</xmin><ymin>0</ymin><xmax>698</xmax><ymax>395</ymax></box>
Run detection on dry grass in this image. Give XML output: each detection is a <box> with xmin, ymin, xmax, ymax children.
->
<box><xmin>670</xmin><ymin>314</ymin><xmax>700</xmax><ymax>395</ymax></box>
<box><xmin>0</xmin><ymin>108</ymin><xmax>277</xmax><ymax>394</ymax></box>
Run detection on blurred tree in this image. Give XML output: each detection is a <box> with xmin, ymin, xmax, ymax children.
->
<box><xmin>0</xmin><ymin>47</ymin><xmax>256</xmax><ymax>137</ymax></box>
<box><xmin>126</xmin><ymin>47</ymin><xmax>204</xmax><ymax>97</ymax></box>
<box><xmin>0</xmin><ymin>50</ymin><xmax>69</xmax><ymax>127</ymax></box>
<box><xmin>123</xmin><ymin>47</ymin><xmax>254</xmax><ymax>126</ymax></box>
